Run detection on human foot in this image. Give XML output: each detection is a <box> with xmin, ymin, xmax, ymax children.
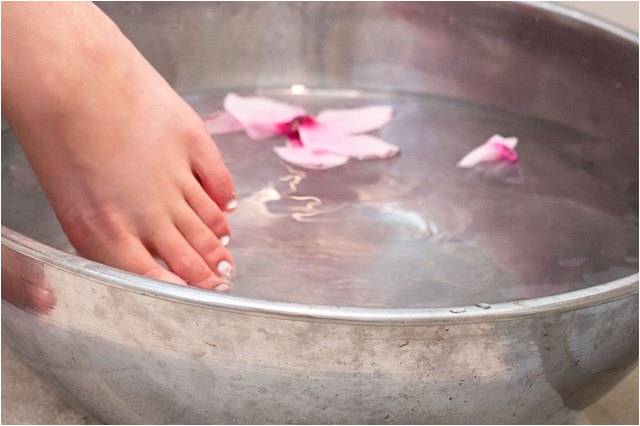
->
<box><xmin>2</xmin><ymin>2</ymin><xmax>236</xmax><ymax>290</ymax></box>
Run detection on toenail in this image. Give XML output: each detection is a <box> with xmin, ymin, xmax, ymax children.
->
<box><xmin>217</xmin><ymin>260</ymin><xmax>233</xmax><ymax>277</ymax></box>
<box><xmin>226</xmin><ymin>199</ymin><xmax>238</xmax><ymax>211</ymax></box>
<box><xmin>220</xmin><ymin>235</ymin><xmax>230</xmax><ymax>247</ymax></box>
<box><xmin>215</xmin><ymin>282</ymin><xmax>232</xmax><ymax>293</ymax></box>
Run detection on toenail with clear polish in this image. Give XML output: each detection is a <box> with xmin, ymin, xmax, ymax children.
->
<box><xmin>217</xmin><ymin>260</ymin><xmax>233</xmax><ymax>277</ymax></box>
<box><xmin>220</xmin><ymin>235</ymin><xmax>230</xmax><ymax>247</ymax></box>
<box><xmin>226</xmin><ymin>199</ymin><xmax>238</xmax><ymax>211</ymax></box>
<box><xmin>215</xmin><ymin>282</ymin><xmax>232</xmax><ymax>293</ymax></box>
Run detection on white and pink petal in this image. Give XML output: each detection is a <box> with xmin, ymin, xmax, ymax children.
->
<box><xmin>203</xmin><ymin>110</ymin><xmax>245</xmax><ymax>135</ymax></box>
<box><xmin>315</xmin><ymin>105</ymin><xmax>394</xmax><ymax>135</ymax></box>
<box><xmin>223</xmin><ymin>93</ymin><xmax>307</xmax><ymax>140</ymax></box>
<box><xmin>273</xmin><ymin>143</ymin><xmax>349</xmax><ymax>170</ymax></box>
<box><xmin>298</xmin><ymin>122</ymin><xmax>399</xmax><ymax>160</ymax></box>
<box><xmin>457</xmin><ymin>134</ymin><xmax>519</xmax><ymax>168</ymax></box>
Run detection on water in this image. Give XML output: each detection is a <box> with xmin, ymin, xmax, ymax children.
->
<box><xmin>2</xmin><ymin>88</ymin><xmax>637</xmax><ymax>308</ymax></box>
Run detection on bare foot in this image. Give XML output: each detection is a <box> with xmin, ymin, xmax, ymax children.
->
<box><xmin>2</xmin><ymin>3</ymin><xmax>235</xmax><ymax>291</ymax></box>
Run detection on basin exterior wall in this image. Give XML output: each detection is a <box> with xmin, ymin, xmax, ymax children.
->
<box><xmin>2</xmin><ymin>244</ymin><xmax>638</xmax><ymax>424</ymax></box>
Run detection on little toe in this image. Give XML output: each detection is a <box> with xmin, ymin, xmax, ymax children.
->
<box><xmin>87</xmin><ymin>232</ymin><xmax>187</xmax><ymax>286</ymax></box>
<box><xmin>190</xmin><ymin>133</ymin><xmax>237</xmax><ymax>212</ymax></box>
<box><xmin>143</xmin><ymin>268</ymin><xmax>187</xmax><ymax>286</ymax></box>
<box><xmin>152</xmin><ymin>226</ymin><xmax>232</xmax><ymax>290</ymax></box>
<box><xmin>184</xmin><ymin>183</ymin><xmax>232</xmax><ymax>244</ymax></box>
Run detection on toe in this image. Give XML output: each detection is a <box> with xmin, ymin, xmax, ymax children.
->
<box><xmin>143</xmin><ymin>268</ymin><xmax>187</xmax><ymax>286</ymax></box>
<box><xmin>174</xmin><ymin>207</ymin><xmax>235</xmax><ymax>278</ymax></box>
<box><xmin>184</xmin><ymin>182</ymin><xmax>232</xmax><ymax>245</ymax></box>
<box><xmin>190</xmin><ymin>132</ymin><xmax>237</xmax><ymax>212</ymax></box>
<box><xmin>88</xmin><ymin>232</ymin><xmax>187</xmax><ymax>286</ymax></box>
<box><xmin>151</xmin><ymin>225</ymin><xmax>232</xmax><ymax>290</ymax></box>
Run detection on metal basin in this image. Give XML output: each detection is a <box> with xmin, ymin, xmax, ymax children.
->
<box><xmin>2</xmin><ymin>2</ymin><xmax>638</xmax><ymax>423</ymax></box>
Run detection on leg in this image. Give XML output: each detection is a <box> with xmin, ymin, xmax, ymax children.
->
<box><xmin>2</xmin><ymin>2</ymin><xmax>236</xmax><ymax>290</ymax></box>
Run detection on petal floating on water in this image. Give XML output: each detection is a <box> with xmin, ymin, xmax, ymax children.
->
<box><xmin>224</xmin><ymin>93</ymin><xmax>307</xmax><ymax>140</ymax></box>
<box><xmin>316</xmin><ymin>105</ymin><xmax>394</xmax><ymax>135</ymax></box>
<box><xmin>299</xmin><ymin>122</ymin><xmax>400</xmax><ymax>160</ymax></box>
<box><xmin>457</xmin><ymin>134</ymin><xmax>519</xmax><ymax>168</ymax></box>
<box><xmin>203</xmin><ymin>110</ymin><xmax>245</xmax><ymax>135</ymax></box>
<box><xmin>273</xmin><ymin>142</ymin><xmax>349</xmax><ymax>170</ymax></box>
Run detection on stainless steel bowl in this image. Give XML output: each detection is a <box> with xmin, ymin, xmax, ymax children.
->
<box><xmin>2</xmin><ymin>2</ymin><xmax>638</xmax><ymax>424</ymax></box>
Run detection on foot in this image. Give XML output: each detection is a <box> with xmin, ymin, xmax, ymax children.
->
<box><xmin>2</xmin><ymin>3</ymin><xmax>236</xmax><ymax>290</ymax></box>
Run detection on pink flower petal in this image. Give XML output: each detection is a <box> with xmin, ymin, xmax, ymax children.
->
<box><xmin>299</xmin><ymin>122</ymin><xmax>400</xmax><ymax>160</ymax></box>
<box><xmin>315</xmin><ymin>105</ymin><xmax>394</xmax><ymax>135</ymax></box>
<box><xmin>203</xmin><ymin>110</ymin><xmax>245</xmax><ymax>135</ymax></box>
<box><xmin>224</xmin><ymin>93</ymin><xmax>307</xmax><ymax>140</ymax></box>
<box><xmin>494</xmin><ymin>135</ymin><xmax>518</xmax><ymax>150</ymax></box>
<box><xmin>273</xmin><ymin>142</ymin><xmax>349</xmax><ymax>170</ymax></box>
<box><xmin>457</xmin><ymin>134</ymin><xmax>519</xmax><ymax>168</ymax></box>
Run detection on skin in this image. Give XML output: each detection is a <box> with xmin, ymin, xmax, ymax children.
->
<box><xmin>2</xmin><ymin>2</ymin><xmax>236</xmax><ymax>291</ymax></box>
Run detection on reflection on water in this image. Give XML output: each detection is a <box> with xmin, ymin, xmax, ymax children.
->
<box><xmin>2</xmin><ymin>88</ymin><xmax>638</xmax><ymax>308</ymax></box>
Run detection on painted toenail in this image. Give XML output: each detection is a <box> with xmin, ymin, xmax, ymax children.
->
<box><xmin>226</xmin><ymin>199</ymin><xmax>238</xmax><ymax>211</ymax></box>
<box><xmin>215</xmin><ymin>282</ymin><xmax>232</xmax><ymax>293</ymax></box>
<box><xmin>217</xmin><ymin>260</ymin><xmax>233</xmax><ymax>277</ymax></box>
<box><xmin>220</xmin><ymin>235</ymin><xmax>230</xmax><ymax>247</ymax></box>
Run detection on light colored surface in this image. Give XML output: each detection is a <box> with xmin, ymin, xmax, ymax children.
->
<box><xmin>2</xmin><ymin>2</ymin><xmax>638</xmax><ymax>425</ymax></box>
<box><xmin>584</xmin><ymin>366</ymin><xmax>639</xmax><ymax>425</ymax></box>
<box><xmin>556</xmin><ymin>1</ymin><xmax>639</xmax><ymax>32</ymax></box>
<box><xmin>1</xmin><ymin>345</ymin><xmax>99</xmax><ymax>425</ymax></box>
